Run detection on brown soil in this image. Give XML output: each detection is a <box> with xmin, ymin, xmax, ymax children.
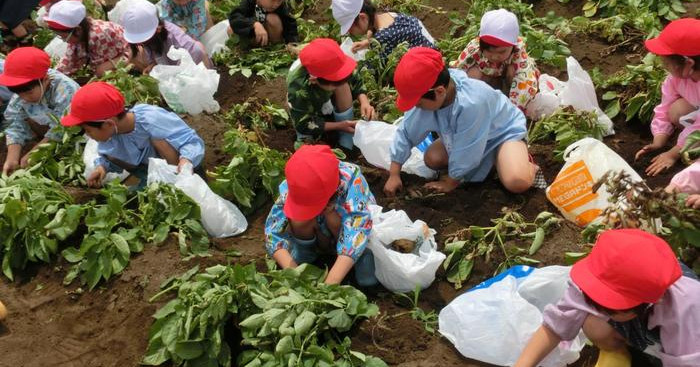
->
<box><xmin>1</xmin><ymin>1</ymin><xmax>696</xmax><ymax>367</ymax></box>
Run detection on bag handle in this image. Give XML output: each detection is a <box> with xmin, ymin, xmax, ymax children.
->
<box><xmin>562</xmin><ymin>137</ymin><xmax>596</xmax><ymax>161</ymax></box>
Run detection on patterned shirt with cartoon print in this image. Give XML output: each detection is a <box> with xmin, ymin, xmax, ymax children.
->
<box><xmin>264</xmin><ymin>161</ymin><xmax>376</xmax><ymax>262</ymax></box>
<box><xmin>452</xmin><ymin>37</ymin><xmax>539</xmax><ymax>111</ymax></box>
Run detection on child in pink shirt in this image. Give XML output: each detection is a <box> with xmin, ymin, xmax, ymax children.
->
<box><xmin>635</xmin><ymin>19</ymin><xmax>700</xmax><ymax>177</ymax></box>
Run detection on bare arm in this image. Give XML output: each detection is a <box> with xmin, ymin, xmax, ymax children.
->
<box><xmin>272</xmin><ymin>249</ymin><xmax>298</xmax><ymax>269</ymax></box>
<box><xmin>324</xmin><ymin>255</ymin><xmax>354</xmax><ymax>285</ymax></box>
<box><xmin>514</xmin><ymin>325</ymin><xmax>561</xmax><ymax>367</ymax></box>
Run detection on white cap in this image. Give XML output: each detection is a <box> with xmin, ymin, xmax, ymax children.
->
<box><xmin>332</xmin><ymin>0</ymin><xmax>363</xmax><ymax>35</ymax></box>
<box><xmin>44</xmin><ymin>0</ymin><xmax>86</xmax><ymax>30</ymax></box>
<box><xmin>121</xmin><ymin>0</ymin><xmax>159</xmax><ymax>44</ymax></box>
<box><xmin>479</xmin><ymin>9</ymin><xmax>519</xmax><ymax>47</ymax></box>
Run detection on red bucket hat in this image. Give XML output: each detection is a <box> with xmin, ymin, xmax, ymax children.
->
<box><xmin>645</xmin><ymin>18</ymin><xmax>700</xmax><ymax>56</ymax></box>
<box><xmin>283</xmin><ymin>145</ymin><xmax>340</xmax><ymax>221</ymax></box>
<box><xmin>299</xmin><ymin>38</ymin><xmax>357</xmax><ymax>82</ymax></box>
<box><xmin>0</xmin><ymin>47</ymin><xmax>51</xmax><ymax>87</ymax></box>
<box><xmin>61</xmin><ymin>82</ymin><xmax>126</xmax><ymax>127</ymax></box>
<box><xmin>571</xmin><ymin>229</ymin><xmax>681</xmax><ymax>310</ymax></box>
<box><xmin>393</xmin><ymin>47</ymin><xmax>445</xmax><ymax>112</ymax></box>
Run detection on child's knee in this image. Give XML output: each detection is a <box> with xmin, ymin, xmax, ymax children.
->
<box><xmin>424</xmin><ymin>152</ymin><xmax>446</xmax><ymax>170</ymax></box>
<box><xmin>582</xmin><ymin>315</ymin><xmax>627</xmax><ymax>352</ymax></box>
<box><xmin>265</xmin><ymin>13</ymin><xmax>283</xmax><ymax>38</ymax></box>
<box><xmin>668</xmin><ymin>98</ymin><xmax>694</xmax><ymax>125</ymax></box>
<box><xmin>502</xmin><ymin>176</ymin><xmax>531</xmax><ymax>193</ymax></box>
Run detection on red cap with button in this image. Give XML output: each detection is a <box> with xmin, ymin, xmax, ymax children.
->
<box><xmin>393</xmin><ymin>47</ymin><xmax>445</xmax><ymax>112</ymax></box>
<box><xmin>283</xmin><ymin>145</ymin><xmax>340</xmax><ymax>221</ymax></box>
<box><xmin>0</xmin><ymin>47</ymin><xmax>51</xmax><ymax>87</ymax></box>
<box><xmin>571</xmin><ymin>229</ymin><xmax>682</xmax><ymax>310</ymax></box>
<box><xmin>645</xmin><ymin>18</ymin><xmax>700</xmax><ymax>56</ymax></box>
<box><xmin>61</xmin><ymin>82</ymin><xmax>126</xmax><ymax>127</ymax></box>
<box><xmin>299</xmin><ymin>38</ymin><xmax>357</xmax><ymax>81</ymax></box>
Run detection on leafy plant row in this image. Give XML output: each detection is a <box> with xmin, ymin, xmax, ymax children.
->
<box><xmin>144</xmin><ymin>263</ymin><xmax>387</xmax><ymax>367</ymax></box>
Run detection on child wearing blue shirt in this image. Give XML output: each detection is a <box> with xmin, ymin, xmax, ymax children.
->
<box><xmin>61</xmin><ymin>82</ymin><xmax>205</xmax><ymax>188</ymax></box>
<box><xmin>0</xmin><ymin>47</ymin><xmax>79</xmax><ymax>176</ymax></box>
<box><xmin>264</xmin><ymin>144</ymin><xmax>377</xmax><ymax>286</ymax></box>
<box><xmin>384</xmin><ymin>47</ymin><xmax>542</xmax><ymax>195</ymax></box>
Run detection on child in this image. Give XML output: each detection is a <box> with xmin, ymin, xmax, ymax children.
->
<box><xmin>451</xmin><ymin>9</ymin><xmax>538</xmax><ymax>112</ymax></box>
<box><xmin>45</xmin><ymin>0</ymin><xmax>129</xmax><ymax>77</ymax></box>
<box><xmin>0</xmin><ymin>0</ymin><xmax>41</xmax><ymax>46</ymax></box>
<box><xmin>229</xmin><ymin>0</ymin><xmax>299</xmax><ymax>47</ymax></box>
<box><xmin>332</xmin><ymin>0</ymin><xmax>435</xmax><ymax>60</ymax></box>
<box><xmin>60</xmin><ymin>82</ymin><xmax>205</xmax><ymax>189</ymax></box>
<box><xmin>156</xmin><ymin>0</ymin><xmax>213</xmax><ymax>40</ymax></box>
<box><xmin>0</xmin><ymin>47</ymin><xmax>79</xmax><ymax>176</ymax></box>
<box><xmin>635</xmin><ymin>18</ymin><xmax>700</xmax><ymax>177</ymax></box>
<box><xmin>384</xmin><ymin>47</ymin><xmax>542</xmax><ymax>196</ymax></box>
<box><xmin>121</xmin><ymin>0</ymin><xmax>212</xmax><ymax>74</ymax></box>
<box><xmin>264</xmin><ymin>144</ymin><xmax>377</xmax><ymax>286</ymax></box>
<box><xmin>288</xmin><ymin>38</ymin><xmax>375</xmax><ymax>150</ymax></box>
<box><xmin>514</xmin><ymin>229</ymin><xmax>700</xmax><ymax>367</ymax></box>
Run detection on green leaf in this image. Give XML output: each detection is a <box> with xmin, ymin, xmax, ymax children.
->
<box><xmin>326</xmin><ymin>309</ymin><xmax>352</xmax><ymax>331</ymax></box>
<box><xmin>604</xmin><ymin>99</ymin><xmax>621</xmax><ymax>119</ymax></box>
<box><xmin>173</xmin><ymin>340</ymin><xmax>204</xmax><ymax>360</ymax></box>
<box><xmin>111</xmin><ymin>233</ymin><xmax>130</xmax><ymax>259</ymax></box>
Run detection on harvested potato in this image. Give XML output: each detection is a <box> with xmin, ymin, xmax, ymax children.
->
<box><xmin>391</xmin><ymin>239</ymin><xmax>417</xmax><ymax>253</ymax></box>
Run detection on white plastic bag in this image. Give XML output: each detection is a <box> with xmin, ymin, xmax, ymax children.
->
<box><xmin>147</xmin><ymin>158</ymin><xmax>247</xmax><ymax>238</ymax></box>
<box><xmin>149</xmin><ymin>46</ymin><xmax>220</xmax><ymax>115</ymax></box>
<box><xmin>527</xmin><ymin>57</ymin><xmax>614</xmax><ymax>136</ymax></box>
<box><xmin>35</xmin><ymin>6</ymin><xmax>48</xmax><ymax>28</ymax></box>
<box><xmin>439</xmin><ymin>266</ymin><xmax>587</xmax><ymax>367</ymax></box>
<box><xmin>367</xmin><ymin>204</ymin><xmax>445</xmax><ymax>293</ymax></box>
<box><xmin>201</xmin><ymin>20</ymin><xmax>231</xmax><ymax>56</ymax></box>
<box><xmin>546</xmin><ymin>137</ymin><xmax>643</xmax><ymax>226</ymax></box>
<box><xmin>353</xmin><ymin>120</ymin><xmax>437</xmax><ymax>179</ymax></box>
<box><xmin>340</xmin><ymin>37</ymin><xmax>367</xmax><ymax>61</ymax></box>
<box><xmin>44</xmin><ymin>36</ymin><xmax>68</xmax><ymax>61</ymax></box>
<box><xmin>82</xmin><ymin>138</ymin><xmax>129</xmax><ymax>184</ymax></box>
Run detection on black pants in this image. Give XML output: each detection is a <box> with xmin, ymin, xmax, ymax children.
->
<box><xmin>0</xmin><ymin>0</ymin><xmax>40</xmax><ymax>30</ymax></box>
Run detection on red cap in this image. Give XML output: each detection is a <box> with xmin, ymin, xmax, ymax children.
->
<box><xmin>393</xmin><ymin>47</ymin><xmax>445</xmax><ymax>112</ymax></box>
<box><xmin>480</xmin><ymin>35</ymin><xmax>515</xmax><ymax>47</ymax></box>
<box><xmin>299</xmin><ymin>38</ymin><xmax>356</xmax><ymax>81</ymax></box>
<box><xmin>283</xmin><ymin>145</ymin><xmax>340</xmax><ymax>221</ymax></box>
<box><xmin>571</xmin><ymin>229</ymin><xmax>681</xmax><ymax>310</ymax></box>
<box><xmin>46</xmin><ymin>21</ymin><xmax>73</xmax><ymax>31</ymax></box>
<box><xmin>645</xmin><ymin>18</ymin><xmax>700</xmax><ymax>56</ymax></box>
<box><xmin>40</xmin><ymin>0</ymin><xmax>52</xmax><ymax>5</ymax></box>
<box><xmin>61</xmin><ymin>82</ymin><xmax>125</xmax><ymax>127</ymax></box>
<box><xmin>0</xmin><ymin>47</ymin><xmax>51</xmax><ymax>87</ymax></box>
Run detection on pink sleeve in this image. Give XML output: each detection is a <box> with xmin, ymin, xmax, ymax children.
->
<box><xmin>676</xmin><ymin>113</ymin><xmax>700</xmax><ymax>147</ymax></box>
<box><xmin>542</xmin><ymin>282</ymin><xmax>606</xmax><ymax>341</ymax></box>
<box><xmin>670</xmin><ymin>162</ymin><xmax>700</xmax><ymax>194</ymax></box>
<box><xmin>651</xmin><ymin>76</ymin><xmax>681</xmax><ymax>137</ymax></box>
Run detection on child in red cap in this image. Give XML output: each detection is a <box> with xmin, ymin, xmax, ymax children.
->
<box><xmin>635</xmin><ymin>18</ymin><xmax>700</xmax><ymax>177</ymax></box>
<box><xmin>385</xmin><ymin>47</ymin><xmax>543</xmax><ymax>195</ymax></box>
<box><xmin>264</xmin><ymin>144</ymin><xmax>377</xmax><ymax>286</ymax></box>
<box><xmin>515</xmin><ymin>229</ymin><xmax>700</xmax><ymax>367</ymax></box>
<box><xmin>288</xmin><ymin>38</ymin><xmax>375</xmax><ymax>151</ymax></box>
<box><xmin>0</xmin><ymin>47</ymin><xmax>79</xmax><ymax>176</ymax></box>
<box><xmin>60</xmin><ymin>81</ymin><xmax>205</xmax><ymax>189</ymax></box>
<box><xmin>451</xmin><ymin>9</ymin><xmax>539</xmax><ymax>112</ymax></box>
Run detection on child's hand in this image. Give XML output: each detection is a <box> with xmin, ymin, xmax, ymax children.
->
<box><xmin>646</xmin><ymin>150</ymin><xmax>678</xmax><ymax>176</ymax></box>
<box><xmin>383</xmin><ymin>174</ymin><xmax>403</xmax><ymax>197</ymax></box>
<box><xmin>635</xmin><ymin>142</ymin><xmax>663</xmax><ymax>160</ymax></box>
<box><xmin>351</xmin><ymin>40</ymin><xmax>370</xmax><ymax>53</ymax></box>
<box><xmin>424</xmin><ymin>176</ymin><xmax>460</xmax><ymax>193</ymax></box>
<box><xmin>686</xmin><ymin>194</ymin><xmax>700</xmax><ymax>209</ymax></box>
<box><xmin>19</xmin><ymin>152</ymin><xmax>31</xmax><ymax>168</ymax></box>
<box><xmin>360</xmin><ymin>103</ymin><xmax>376</xmax><ymax>121</ymax></box>
<box><xmin>87</xmin><ymin>166</ymin><xmax>106</xmax><ymax>188</ymax></box>
<box><xmin>253</xmin><ymin>22</ymin><xmax>269</xmax><ymax>46</ymax></box>
<box><xmin>177</xmin><ymin>158</ymin><xmax>193</xmax><ymax>174</ymax></box>
<box><xmin>2</xmin><ymin>159</ymin><xmax>19</xmax><ymax>176</ymax></box>
<box><xmin>327</xmin><ymin>121</ymin><xmax>357</xmax><ymax>134</ymax></box>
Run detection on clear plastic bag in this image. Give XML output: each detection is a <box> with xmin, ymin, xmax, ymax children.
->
<box><xmin>367</xmin><ymin>204</ymin><xmax>445</xmax><ymax>293</ymax></box>
<box><xmin>201</xmin><ymin>20</ymin><xmax>231</xmax><ymax>56</ymax></box>
<box><xmin>439</xmin><ymin>266</ymin><xmax>587</xmax><ymax>367</ymax></box>
<box><xmin>149</xmin><ymin>47</ymin><xmax>220</xmax><ymax>115</ymax></box>
<box><xmin>44</xmin><ymin>36</ymin><xmax>68</xmax><ymax>62</ymax></box>
<box><xmin>147</xmin><ymin>158</ymin><xmax>247</xmax><ymax>238</ymax></box>
<box><xmin>82</xmin><ymin>138</ymin><xmax>129</xmax><ymax>184</ymax></box>
<box><xmin>352</xmin><ymin>120</ymin><xmax>437</xmax><ymax>179</ymax></box>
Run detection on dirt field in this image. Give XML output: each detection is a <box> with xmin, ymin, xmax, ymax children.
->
<box><xmin>0</xmin><ymin>0</ymin><xmax>695</xmax><ymax>366</ymax></box>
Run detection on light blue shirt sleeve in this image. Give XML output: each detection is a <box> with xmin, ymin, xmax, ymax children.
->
<box><xmin>139</xmin><ymin>105</ymin><xmax>206</xmax><ymax>166</ymax></box>
<box><xmin>390</xmin><ymin>108</ymin><xmax>432</xmax><ymax>165</ymax></box>
<box><xmin>264</xmin><ymin>181</ymin><xmax>293</xmax><ymax>256</ymax></box>
<box><xmin>2</xmin><ymin>96</ymin><xmax>32</xmax><ymax>146</ymax></box>
<box><xmin>336</xmin><ymin>165</ymin><xmax>375</xmax><ymax>261</ymax></box>
<box><xmin>44</xmin><ymin>71</ymin><xmax>79</xmax><ymax>142</ymax></box>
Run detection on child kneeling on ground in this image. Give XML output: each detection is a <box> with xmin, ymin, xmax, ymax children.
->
<box><xmin>384</xmin><ymin>47</ymin><xmax>543</xmax><ymax>196</ymax></box>
<box><xmin>288</xmin><ymin>38</ymin><xmax>375</xmax><ymax>151</ymax></box>
<box><xmin>0</xmin><ymin>47</ymin><xmax>79</xmax><ymax>176</ymax></box>
<box><xmin>264</xmin><ymin>144</ymin><xmax>377</xmax><ymax>286</ymax></box>
<box><xmin>514</xmin><ymin>229</ymin><xmax>700</xmax><ymax>367</ymax></box>
<box><xmin>60</xmin><ymin>82</ymin><xmax>205</xmax><ymax>189</ymax></box>
<box><xmin>229</xmin><ymin>0</ymin><xmax>298</xmax><ymax>48</ymax></box>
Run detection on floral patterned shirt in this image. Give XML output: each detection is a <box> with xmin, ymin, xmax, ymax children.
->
<box><xmin>452</xmin><ymin>37</ymin><xmax>539</xmax><ymax>111</ymax></box>
<box><xmin>264</xmin><ymin>161</ymin><xmax>376</xmax><ymax>262</ymax></box>
<box><xmin>156</xmin><ymin>0</ymin><xmax>208</xmax><ymax>40</ymax></box>
<box><xmin>286</xmin><ymin>62</ymin><xmax>366</xmax><ymax>139</ymax></box>
<box><xmin>57</xmin><ymin>19</ymin><xmax>129</xmax><ymax>76</ymax></box>
<box><xmin>2</xmin><ymin>69</ymin><xmax>79</xmax><ymax>146</ymax></box>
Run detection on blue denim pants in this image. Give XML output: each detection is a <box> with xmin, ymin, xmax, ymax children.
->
<box><xmin>289</xmin><ymin>234</ymin><xmax>377</xmax><ymax>287</ymax></box>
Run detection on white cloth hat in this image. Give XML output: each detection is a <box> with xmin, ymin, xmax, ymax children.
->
<box><xmin>44</xmin><ymin>0</ymin><xmax>86</xmax><ymax>29</ymax></box>
<box><xmin>479</xmin><ymin>9</ymin><xmax>519</xmax><ymax>47</ymax></box>
<box><xmin>332</xmin><ymin>0</ymin><xmax>363</xmax><ymax>35</ymax></box>
<box><xmin>121</xmin><ymin>0</ymin><xmax>159</xmax><ymax>44</ymax></box>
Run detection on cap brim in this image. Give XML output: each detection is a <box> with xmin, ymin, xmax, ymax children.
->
<box><xmin>339</xmin><ymin>20</ymin><xmax>353</xmax><ymax>35</ymax></box>
<box><xmin>323</xmin><ymin>55</ymin><xmax>357</xmax><ymax>82</ymax></box>
<box><xmin>45</xmin><ymin>20</ymin><xmax>73</xmax><ymax>31</ymax></box>
<box><xmin>570</xmin><ymin>258</ymin><xmax>642</xmax><ymax>310</ymax></box>
<box><xmin>124</xmin><ymin>28</ymin><xmax>158</xmax><ymax>44</ymax></box>
<box><xmin>396</xmin><ymin>93</ymin><xmax>420</xmax><ymax>112</ymax></box>
<box><xmin>479</xmin><ymin>35</ymin><xmax>515</xmax><ymax>47</ymax></box>
<box><xmin>644</xmin><ymin>38</ymin><xmax>674</xmax><ymax>55</ymax></box>
<box><xmin>61</xmin><ymin>114</ymin><xmax>85</xmax><ymax>127</ymax></box>
<box><xmin>0</xmin><ymin>74</ymin><xmax>33</xmax><ymax>87</ymax></box>
<box><xmin>283</xmin><ymin>195</ymin><xmax>326</xmax><ymax>221</ymax></box>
